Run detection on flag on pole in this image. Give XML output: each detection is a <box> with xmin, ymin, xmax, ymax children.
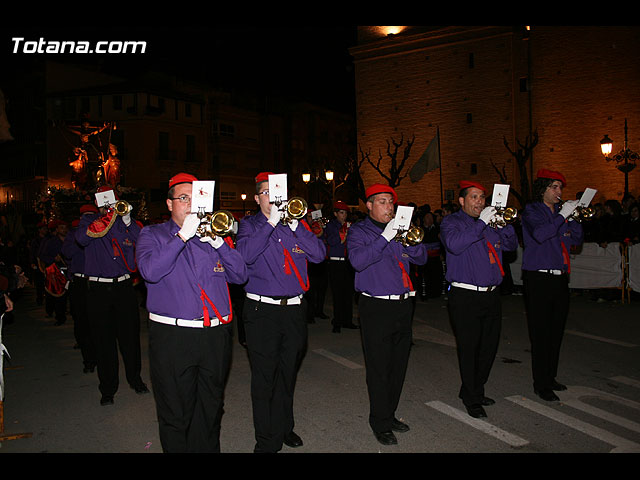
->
<box><xmin>409</xmin><ymin>131</ymin><xmax>440</xmax><ymax>183</ymax></box>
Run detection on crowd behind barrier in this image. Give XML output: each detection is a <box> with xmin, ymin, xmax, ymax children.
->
<box><xmin>509</xmin><ymin>242</ymin><xmax>640</xmax><ymax>299</ymax></box>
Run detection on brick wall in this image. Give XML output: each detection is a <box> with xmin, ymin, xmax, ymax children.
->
<box><xmin>352</xmin><ymin>26</ymin><xmax>640</xmax><ymax>210</ymax></box>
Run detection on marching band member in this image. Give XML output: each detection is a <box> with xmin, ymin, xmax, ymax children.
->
<box><xmin>136</xmin><ymin>173</ymin><xmax>247</xmax><ymax>453</ymax></box>
<box><xmin>236</xmin><ymin>172</ymin><xmax>326</xmax><ymax>453</ymax></box>
<box><xmin>62</xmin><ymin>204</ymin><xmax>99</xmax><ymax>373</ymax></box>
<box><xmin>38</xmin><ymin>219</ymin><xmax>69</xmax><ymax>325</ymax></box>
<box><xmin>325</xmin><ymin>200</ymin><xmax>358</xmax><ymax>333</ymax></box>
<box><xmin>440</xmin><ymin>181</ymin><xmax>518</xmax><ymax>418</ymax></box>
<box><xmin>75</xmin><ymin>186</ymin><xmax>147</xmax><ymax>406</ymax></box>
<box><xmin>347</xmin><ymin>184</ymin><xmax>428</xmax><ymax>446</ymax></box>
<box><xmin>521</xmin><ymin>169</ymin><xmax>583</xmax><ymax>402</ymax></box>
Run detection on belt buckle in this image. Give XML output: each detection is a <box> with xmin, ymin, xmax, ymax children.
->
<box><xmin>280</xmin><ymin>298</ymin><xmax>287</xmax><ymax>306</ymax></box>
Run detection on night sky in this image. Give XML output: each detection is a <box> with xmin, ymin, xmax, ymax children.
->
<box><xmin>3</xmin><ymin>25</ymin><xmax>359</xmax><ymax>114</ymax></box>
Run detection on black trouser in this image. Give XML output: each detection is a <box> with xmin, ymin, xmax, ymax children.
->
<box><xmin>328</xmin><ymin>260</ymin><xmax>354</xmax><ymax>327</ymax></box>
<box><xmin>86</xmin><ymin>278</ymin><xmax>143</xmax><ymax>396</ymax></box>
<box><xmin>306</xmin><ymin>260</ymin><xmax>328</xmax><ymax>319</ymax></box>
<box><xmin>359</xmin><ymin>294</ymin><xmax>413</xmax><ymax>433</ymax></box>
<box><xmin>243</xmin><ymin>297</ymin><xmax>308</xmax><ymax>453</ymax></box>
<box><xmin>149</xmin><ymin>321</ymin><xmax>232</xmax><ymax>453</ymax></box>
<box><xmin>447</xmin><ymin>286</ymin><xmax>502</xmax><ymax>407</ymax></box>
<box><xmin>69</xmin><ymin>276</ymin><xmax>96</xmax><ymax>368</ymax></box>
<box><xmin>523</xmin><ymin>270</ymin><xmax>569</xmax><ymax>391</ymax></box>
<box><xmin>45</xmin><ymin>290</ymin><xmax>67</xmax><ymax>323</ymax></box>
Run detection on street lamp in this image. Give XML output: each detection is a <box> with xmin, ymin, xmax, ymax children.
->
<box><xmin>241</xmin><ymin>192</ymin><xmax>246</xmax><ymax>216</ymax></box>
<box><xmin>601</xmin><ymin>118</ymin><xmax>639</xmax><ymax>196</ymax></box>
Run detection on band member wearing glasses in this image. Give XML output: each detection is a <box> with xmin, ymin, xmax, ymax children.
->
<box><xmin>440</xmin><ymin>181</ymin><xmax>518</xmax><ymax>419</ymax></box>
<box><xmin>236</xmin><ymin>172</ymin><xmax>326</xmax><ymax>453</ymax></box>
<box><xmin>521</xmin><ymin>169</ymin><xmax>583</xmax><ymax>402</ymax></box>
<box><xmin>347</xmin><ymin>184</ymin><xmax>428</xmax><ymax>446</ymax></box>
<box><xmin>75</xmin><ymin>186</ymin><xmax>147</xmax><ymax>407</ymax></box>
<box><xmin>136</xmin><ymin>172</ymin><xmax>247</xmax><ymax>453</ymax></box>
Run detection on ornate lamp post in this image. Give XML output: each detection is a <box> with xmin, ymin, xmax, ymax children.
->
<box><xmin>601</xmin><ymin>119</ymin><xmax>639</xmax><ymax>196</ymax></box>
<box><xmin>240</xmin><ymin>192</ymin><xmax>246</xmax><ymax>216</ymax></box>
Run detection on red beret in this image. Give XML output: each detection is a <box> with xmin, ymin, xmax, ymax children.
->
<box><xmin>169</xmin><ymin>172</ymin><xmax>198</xmax><ymax>189</ymax></box>
<box><xmin>255</xmin><ymin>171</ymin><xmax>275</xmax><ymax>184</ymax></box>
<box><xmin>365</xmin><ymin>184</ymin><xmax>398</xmax><ymax>204</ymax></box>
<box><xmin>536</xmin><ymin>168</ymin><xmax>566</xmax><ymax>187</ymax></box>
<box><xmin>80</xmin><ymin>204</ymin><xmax>99</xmax><ymax>214</ymax></box>
<box><xmin>334</xmin><ymin>200</ymin><xmax>350</xmax><ymax>211</ymax></box>
<box><xmin>459</xmin><ymin>180</ymin><xmax>486</xmax><ymax>193</ymax></box>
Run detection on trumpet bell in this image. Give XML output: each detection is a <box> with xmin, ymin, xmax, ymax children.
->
<box><xmin>114</xmin><ymin>200</ymin><xmax>132</xmax><ymax>216</ymax></box>
<box><xmin>404</xmin><ymin>225</ymin><xmax>424</xmax><ymax>246</ymax></box>
<box><xmin>283</xmin><ymin>197</ymin><xmax>308</xmax><ymax>224</ymax></box>
<box><xmin>197</xmin><ymin>210</ymin><xmax>235</xmax><ymax>238</ymax></box>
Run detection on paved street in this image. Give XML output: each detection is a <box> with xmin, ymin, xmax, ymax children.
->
<box><xmin>1</xmin><ymin>285</ymin><xmax>639</xmax><ymax>454</ymax></box>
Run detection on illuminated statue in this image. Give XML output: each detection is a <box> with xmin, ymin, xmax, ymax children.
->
<box><xmin>69</xmin><ymin>147</ymin><xmax>89</xmax><ymax>190</ymax></box>
<box><xmin>102</xmin><ymin>143</ymin><xmax>121</xmax><ymax>187</ymax></box>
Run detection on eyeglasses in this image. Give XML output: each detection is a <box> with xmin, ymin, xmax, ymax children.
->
<box><xmin>169</xmin><ymin>195</ymin><xmax>191</xmax><ymax>203</ymax></box>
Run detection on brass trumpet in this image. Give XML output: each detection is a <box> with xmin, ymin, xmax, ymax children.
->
<box><xmin>489</xmin><ymin>206</ymin><xmax>518</xmax><ymax>228</ymax></box>
<box><xmin>558</xmin><ymin>200</ymin><xmax>595</xmax><ymax>222</ymax></box>
<box><xmin>281</xmin><ymin>197</ymin><xmax>308</xmax><ymax>225</ymax></box>
<box><xmin>113</xmin><ymin>200</ymin><xmax>132</xmax><ymax>216</ymax></box>
<box><xmin>196</xmin><ymin>210</ymin><xmax>235</xmax><ymax>238</ymax></box>
<box><xmin>394</xmin><ymin>225</ymin><xmax>425</xmax><ymax>246</ymax></box>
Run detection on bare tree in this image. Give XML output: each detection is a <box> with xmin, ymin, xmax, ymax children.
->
<box><xmin>359</xmin><ymin>133</ymin><xmax>416</xmax><ymax>190</ymax></box>
<box><xmin>502</xmin><ymin>130</ymin><xmax>539</xmax><ymax>206</ymax></box>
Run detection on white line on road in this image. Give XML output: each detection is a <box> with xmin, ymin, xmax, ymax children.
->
<box><xmin>565</xmin><ymin>330</ymin><xmax>637</xmax><ymax>347</ymax></box>
<box><xmin>506</xmin><ymin>394</ymin><xmax>640</xmax><ymax>453</ymax></box>
<box><xmin>312</xmin><ymin>348</ymin><xmax>363</xmax><ymax>370</ymax></box>
<box><xmin>610</xmin><ymin>376</ymin><xmax>640</xmax><ymax>389</ymax></box>
<box><xmin>425</xmin><ymin>400</ymin><xmax>529</xmax><ymax>448</ymax></box>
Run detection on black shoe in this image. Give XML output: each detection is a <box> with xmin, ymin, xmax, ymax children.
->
<box><xmin>332</xmin><ymin>326</ymin><xmax>341</xmax><ymax>333</ymax></box>
<box><xmin>316</xmin><ymin>313</ymin><xmax>329</xmax><ymax>319</ymax></box>
<box><xmin>466</xmin><ymin>404</ymin><xmax>487</xmax><ymax>418</ymax></box>
<box><xmin>283</xmin><ymin>431</ymin><xmax>303</xmax><ymax>448</ymax></box>
<box><xmin>480</xmin><ymin>396</ymin><xmax>495</xmax><ymax>406</ymax></box>
<box><xmin>133</xmin><ymin>383</ymin><xmax>149</xmax><ymax>394</ymax></box>
<box><xmin>83</xmin><ymin>363</ymin><xmax>96</xmax><ymax>374</ymax></box>
<box><xmin>100</xmin><ymin>395</ymin><xmax>114</xmax><ymax>406</ymax></box>
<box><xmin>534</xmin><ymin>389</ymin><xmax>560</xmax><ymax>402</ymax></box>
<box><xmin>551</xmin><ymin>380</ymin><xmax>567</xmax><ymax>391</ymax></box>
<box><xmin>374</xmin><ymin>431</ymin><xmax>397</xmax><ymax>445</ymax></box>
<box><xmin>342</xmin><ymin>323</ymin><xmax>360</xmax><ymax>329</ymax></box>
<box><xmin>391</xmin><ymin>418</ymin><xmax>410</xmax><ymax>433</ymax></box>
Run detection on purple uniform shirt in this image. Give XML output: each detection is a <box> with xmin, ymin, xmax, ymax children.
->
<box><xmin>440</xmin><ymin>209</ymin><xmax>518</xmax><ymax>286</ymax></box>
<box><xmin>325</xmin><ymin>218</ymin><xmax>348</xmax><ymax>258</ymax></box>
<box><xmin>75</xmin><ymin>213</ymin><xmax>140</xmax><ymax>278</ymax></box>
<box><xmin>521</xmin><ymin>202</ymin><xmax>583</xmax><ymax>272</ymax></box>
<box><xmin>61</xmin><ymin>228</ymin><xmax>85</xmax><ymax>276</ymax></box>
<box><xmin>347</xmin><ymin>216</ymin><xmax>428</xmax><ymax>296</ymax></box>
<box><xmin>136</xmin><ymin>220</ymin><xmax>247</xmax><ymax>319</ymax></box>
<box><xmin>236</xmin><ymin>213</ymin><xmax>326</xmax><ymax>297</ymax></box>
<box><xmin>38</xmin><ymin>235</ymin><xmax>64</xmax><ymax>267</ymax></box>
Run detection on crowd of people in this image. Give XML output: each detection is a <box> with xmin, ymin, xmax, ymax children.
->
<box><xmin>0</xmin><ymin>169</ymin><xmax>637</xmax><ymax>452</ymax></box>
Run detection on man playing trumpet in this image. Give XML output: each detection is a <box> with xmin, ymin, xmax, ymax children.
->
<box><xmin>440</xmin><ymin>181</ymin><xmax>518</xmax><ymax>418</ymax></box>
<box><xmin>347</xmin><ymin>184</ymin><xmax>428</xmax><ymax>446</ymax></box>
<box><xmin>236</xmin><ymin>172</ymin><xmax>326</xmax><ymax>453</ymax></box>
<box><xmin>136</xmin><ymin>173</ymin><xmax>247</xmax><ymax>452</ymax></box>
<box><xmin>521</xmin><ymin>169</ymin><xmax>583</xmax><ymax>402</ymax></box>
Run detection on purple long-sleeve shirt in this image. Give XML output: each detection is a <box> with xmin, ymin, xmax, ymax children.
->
<box><xmin>347</xmin><ymin>216</ymin><xmax>428</xmax><ymax>296</ymax></box>
<box><xmin>61</xmin><ymin>228</ymin><xmax>85</xmax><ymax>276</ymax></box>
<box><xmin>440</xmin><ymin>209</ymin><xmax>518</xmax><ymax>286</ymax></box>
<box><xmin>521</xmin><ymin>202</ymin><xmax>583</xmax><ymax>272</ymax></box>
<box><xmin>325</xmin><ymin>218</ymin><xmax>348</xmax><ymax>258</ymax></box>
<box><xmin>236</xmin><ymin>213</ymin><xmax>326</xmax><ymax>297</ymax></box>
<box><xmin>75</xmin><ymin>213</ymin><xmax>140</xmax><ymax>278</ymax></box>
<box><xmin>136</xmin><ymin>220</ymin><xmax>247</xmax><ymax>319</ymax></box>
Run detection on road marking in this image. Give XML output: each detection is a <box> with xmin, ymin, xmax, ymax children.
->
<box><xmin>506</xmin><ymin>394</ymin><xmax>640</xmax><ymax>453</ymax></box>
<box><xmin>565</xmin><ymin>330</ymin><xmax>637</xmax><ymax>347</ymax></box>
<box><xmin>412</xmin><ymin>324</ymin><xmax>457</xmax><ymax>347</ymax></box>
<box><xmin>425</xmin><ymin>400</ymin><xmax>529</xmax><ymax>448</ymax></box>
<box><xmin>312</xmin><ymin>348</ymin><xmax>363</xmax><ymax>370</ymax></box>
<box><xmin>610</xmin><ymin>376</ymin><xmax>640</xmax><ymax>389</ymax></box>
